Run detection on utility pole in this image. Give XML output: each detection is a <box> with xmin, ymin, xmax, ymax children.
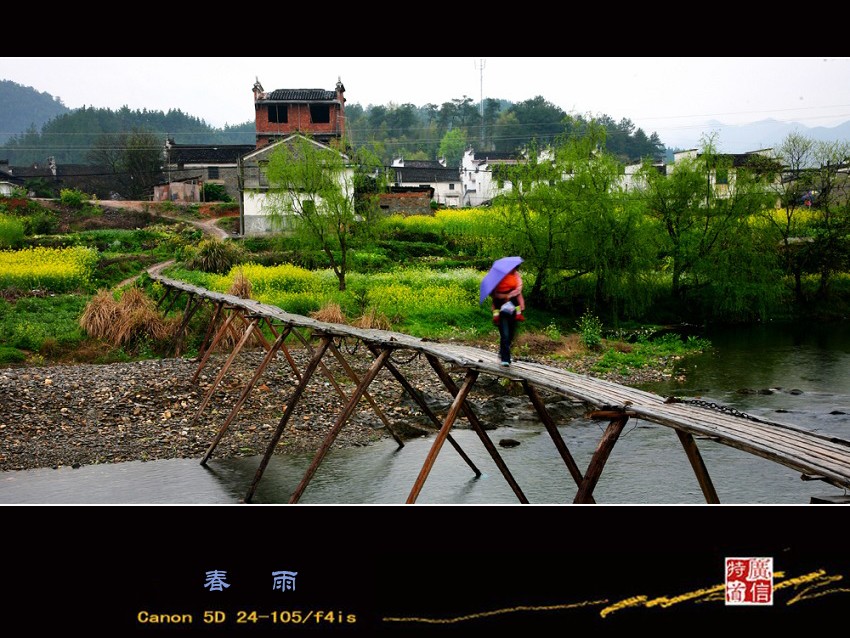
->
<box><xmin>475</xmin><ymin>59</ymin><xmax>485</xmax><ymax>149</ymax></box>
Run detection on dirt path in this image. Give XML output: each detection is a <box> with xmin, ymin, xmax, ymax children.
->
<box><xmin>104</xmin><ymin>201</ymin><xmax>231</xmax><ymax>289</ymax></box>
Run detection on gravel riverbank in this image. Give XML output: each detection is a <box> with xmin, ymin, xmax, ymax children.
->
<box><xmin>0</xmin><ymin>344</ymin><xmax>674</xmax><ymax>473</ymax></box>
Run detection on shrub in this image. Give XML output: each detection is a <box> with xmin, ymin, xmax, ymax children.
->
<box><xmin>60</xmin><ymin>188</ymin><xmax>90</xmax><ymax>209</ymax></box>
<box><xmin>351</xmin><ymin>307</ymin><xmax>392</xmax><ymax>330</ymax></box>
<box><xmin>79</xmin><ymin>286</ymin><xmax>176</xmax><ymax>353</ymax></box>
<box><xmin>0</xmin><ymin>215</ymin><xmax>25</xmax><ymax>248</ymax></box>
<box><xmin>577</xmin><ymin>311</ymin><xmax>603</xmax><ymax>350</ymax></box>
<box><xmin>227</xmin><ymin>269</ymin><xmax>253</xmax><ymax>299</ymax></box>
<box><xmin>203</xmin><ymin>183</ymin><xmax>232</xmax><ymax>202</ymax></box>
<box><xmin>0</xmin><ymin>346</ymin><xmax>26</xmax><ymax>364</ymax></box>
<box><xmin>186</xmin><ymin>238</ymin><xmax>245</xmax><ymax>274</ymax></box>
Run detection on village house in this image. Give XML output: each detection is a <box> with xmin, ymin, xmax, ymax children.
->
<box><xmin>157</xmin><ymin>138</ymin><xmax>254</xmax><ymax>202</ymax></box>
<box><xmin>389</xmin><ymin>158</ymin><xmax>460</xmax><ymax>208</ymax></box>
<box><xmin>239</xmin><ymin>134</ymin><xmax>353</xmax><ymax>236</ymax></box>
<box><xmin>238</xmin><ymin>78</ymin><xmax>351</xmax><ymax>236</ymax></box>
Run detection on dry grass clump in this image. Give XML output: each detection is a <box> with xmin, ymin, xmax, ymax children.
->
<box><xmin>112</xmin><ymin>306</ymin><xmax>175</xmax><ymax>346</ymax></box>
<box><xmin>79</xmin><ymin>286</ymin><xmax>176</xmax><ymax>351</ymax></box>
<box><xmin>553</xmin><ymin>333</ymin><xmax>589</xmax><ymax>358</ymax></box>
<box><xmin>351</xmin><ymin>307</ymin><xmax>392</xmax><ymax>331</ymax></box>
<box><xmin>228</xmin><ymin>270</ymin><xmax>253</xmax><ymax>299</ymax></box>
<box><xmin>79</xmin><ymin>289</ymin><xmax>122</xmax><ymax>340</ymax></box>
<box><xmin>310</xmin><ymin>303</ymin><xmax>348</xmax><ymax>324</ymax></box>
<box><xmin>117</xmin><ymin>286</ymin><xmax>156</xmax><ymax>313</ymax></box>
<box><xmin>514</xmin><ymin>332</ymin><xmax>563</xmax><ymax>356</ymax></box>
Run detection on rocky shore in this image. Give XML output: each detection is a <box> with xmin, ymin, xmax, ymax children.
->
<box><xmin>0</xmin><ymin>345</ymin><xmax>673</xmax><ymax>473</ymax></box>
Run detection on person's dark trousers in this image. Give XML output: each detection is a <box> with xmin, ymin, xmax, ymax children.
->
<box><xmin>498</xmin><ymin>310</ymin><xmax>517</xmax><ymax>365</ymax></box>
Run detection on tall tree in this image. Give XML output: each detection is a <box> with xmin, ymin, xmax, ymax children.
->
<box><xmin>807</xmin><ymin>139</ymin><xmax>850</xmax><ymax>300</ymax></box>
<box><xmin>263</xmin><ymin>136</ymin><xmax>363</xmax><ymax>291</ymax></box>
<box><xmin>438</xmin><ymin>129</ymin><xmax>468</xmax><ymax>168</ymax></box>
<box><xmin>86</xmin><ymin>128</ymin><xmax>163</xmax><ymax>199</ymax></box>
<box><xmin>765</xmin><ymin>132</ymin><xmax>817</xmax><ymax>304</ymax></box>
<box><xmin>639</xmin><ymin>135</ymin><xmax>781</xmax><ymax>320</ymax></box>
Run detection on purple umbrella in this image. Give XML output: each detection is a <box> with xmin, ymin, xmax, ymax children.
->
<box><xmin>479</xmin><ymin>256</ymin><xmax>524</xmax><ymax>305</ymax></box>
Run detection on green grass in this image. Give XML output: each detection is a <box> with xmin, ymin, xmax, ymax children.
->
<box><xmin>591</xmin><ymin>333</ymin><xmax>711</xmax><ymax>376</ymax></box>
<box><xmin>0</xmin><ymin>294</ymin><xmax>89</xmax><ymax>355</ymax></box>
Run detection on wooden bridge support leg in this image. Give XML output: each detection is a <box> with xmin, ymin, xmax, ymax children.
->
<box><xmin>195</xmin><ymin>301</ymin><xmax>225</xmax><ymax>363</ymax></box>
<box><xmin>263</xmin><ymin>320</ymin><xmax>302</xmax><ymax>382</ymax></box>
<box><xmin>426</xmin><ymin>355</ymin><xmax>529</xmax><ymax>503</ymax></box>
<box><xmin>368</xmin><ymin>345</ymin><xmax>481</xmax><ymax>477</ymax></box>
<box><xmin>172</xmin><ymin>294</ymin><xmax>205</xmax><ymax>357</ymax></box>
<box><xmin>189</xmin><ymin>316</ymin><xmax>258</xmax><ymax>427</ymax></box>
<box><xmin>245</xmin><ymin>336</ymin><xmax>333</xmax><ymax>503</ymax></box>
<box><xmin>286</xmin><ymin>330</ymin><xmax>350</xmax><ymax>403</ymax></box>
<box><xmin>191</xmin><ymin>310</ymin><xmax>239</xmax><ymax>384</ymax></box>
<box><xmin>407</xmin><ymin>369</ymin><xmax>479</xmax><ymax>504</ymax></box>
<box><xmin>155</xmin><ymin>287</ymin><xmax>173</xmax><ymax>310</ymax></box>
<box><xmin>574</xmin><ymin>413</ymin><xmax>630</xmax><ymax>504</ymax></box>
<box><xmin>163</xmin><ymin>288</ymin><xmax>185</xmax><ymax>315</ymax></box>
<box><xmin>328</xmin><ymin>342</ymin><xmax>404</xmax><ymax>448</ymax></box>
<box><xmin>200</xmin><ymin>327</ymin><xmax>291</xmax><ymax>466</ymax></box>
<box><xmin>289</xmin><ymin>348</ymin><xmax>393</xmax><ymax>504</ymax></box>
<box><xmin>523</xmin><ymin>382</ymin><xmax>594</xmax><ymax>504</ymax></box>
<box><xmin>675</xmin><ymin>429</ymin><xmax>721</xmax><ymax>504</ymax></box>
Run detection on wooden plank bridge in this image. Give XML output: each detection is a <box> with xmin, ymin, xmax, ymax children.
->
<box><xmin>148</xmin><ymin>272</ymin><xmax>850</xmax><ymax>504</ymax></box>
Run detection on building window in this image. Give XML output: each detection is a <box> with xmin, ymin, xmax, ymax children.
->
<box><xmin>309</xmin><ymin>104</ymin><xmax>331</xmax><ymax>123</ymax></box>
<box><xmin>208</xmin><ymin>166</ymin><xmax>220</xmax><ymax>179</ymax></box>
<box><xmin>269</xmin><ymin>104</ymin><xmax>288</xmax><ymax>123</ymax></box>
<box><xmin>449</xmin><ymin>183</ymin><xmax>455</xmax><ymax>190</ymax></box>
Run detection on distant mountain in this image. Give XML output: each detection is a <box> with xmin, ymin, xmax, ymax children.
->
<box><xmin>0</xmin><ymin>80</ymin><xmax>70</xmax><ymax>145</ymax></box>
<box><xmin>661</xmin><ymin>118</ymin><xmax>850</xmax><ymax>154</ymax></box>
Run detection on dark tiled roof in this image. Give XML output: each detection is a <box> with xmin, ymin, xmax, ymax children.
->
<box><xmin>263</xmin><ymin>89</ymin><xmax>337</xmax><ymax>102</ymax></box>
<box><xmin>474</xmin><ymin>150</ymin><xmax>521</xmax><ymax>162</ymax></box>
<box><xmin>399</xmin><ymin>160</ymin><xmax>445</xmax><ymax>169</ymax></box>
<box><xmin>168</xmin><ymin>145</ymin><xmax>254</xmax><ymax>164</ymax></box>
<box><xmin>0</xmin><ymin>169</ymin><xmax>25</xmax><ymax>185</ymax></box>
<box><xmin>394</xmin><ymin>166</ymin><xmax>460</xmax><ymax>183</ymax></box>
<box><xmin>3</xmin><ymin>164</ymin><xmax>125</xmax><ymax>179</ymax></box>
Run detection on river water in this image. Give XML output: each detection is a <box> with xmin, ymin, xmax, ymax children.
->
<box><xmin>3</xmin><ymin>321</ymin><xmax>850</xmax><ymax>505</ymax></box>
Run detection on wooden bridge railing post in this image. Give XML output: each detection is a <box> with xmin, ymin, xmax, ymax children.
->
<box><xmin>191</xmin><ymin>309</ymin><xmax>239</xmax><ymax>384</ymax></box>
<box><xmin>189</xmin><ymin>315</ymin><xmax>258</xmax><ymax>427</ymax></box>
<box><xmin>200</xmin><ymin>327</ymin><xmax>292</xmax><ymax>466</ymax></box>
<box><xmin>195</xmin><ymin>300</ymin><xmax>225</xmax><ymax>363</ymax></box>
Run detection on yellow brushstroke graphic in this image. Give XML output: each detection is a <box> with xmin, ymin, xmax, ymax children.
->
<box><xmin>382</xmin><ymin>568</ymin><xmax>850</xmax><ymax>625</ymax></box>
<box><xmin>382</xmin><ymin>599</ymin><xmax>608</xmax><ymax>624</ymax></box>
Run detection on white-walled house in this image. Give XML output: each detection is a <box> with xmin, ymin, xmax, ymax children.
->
<box><xmin>460</xmin><ymin>149</ymin><xmax>520</xmax><ymax>207</ymax></box>
<box><xmin>238</xmin><ymin>134</ymin><xmax>354</xmax><ymax>236</ymax></box>
<box><xmin>460</xmin><ymin>148</ymin><xmax>556</xmax><ymax>207</ymax></box>
<box><xmin>389</xmin><ymin>158</ymin><xmax>461</xmax><ymax>208</ymax></box>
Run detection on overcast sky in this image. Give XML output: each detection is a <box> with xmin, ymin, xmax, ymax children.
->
<box><xmin>2</xmin><ymin>57</ymin><xmax>849</xmax><ymax>146</ymax></box>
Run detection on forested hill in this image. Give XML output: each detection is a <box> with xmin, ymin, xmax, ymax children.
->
<box><xmin>0</xmin><ymin>80</ymin><xmax>70</xmax><ymax>145</ymax></box>
<box><xmin>0</xmin><ymin>81</ymin><xmax>666</xmax><ymax>166</ymax></box>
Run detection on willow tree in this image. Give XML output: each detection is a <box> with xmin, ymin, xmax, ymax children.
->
<box><xmin>263</xmin><ymin>135</ymin><xmax>381</xmax><ymax>291</ymax></box>
<box><xmin>492</xmin><ymin>120</ymin><xmax>656</xmax><ymax>321</ymax></box>
<box><xmin>639</xmin><ymin>136</ymin><xmax>782</xmax><ymax>321</ymax></box>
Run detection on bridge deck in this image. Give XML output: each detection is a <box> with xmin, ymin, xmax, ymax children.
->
<box><xmin>149</xmin><ymin>273</ymin><xmax>850</xmax><ymax>502</ymax></box>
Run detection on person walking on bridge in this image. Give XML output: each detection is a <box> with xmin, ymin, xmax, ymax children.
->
<box><xmin>479</xmin><ymin>257</ymin><xmax>527</xmax><ymax>367</ymax></box>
